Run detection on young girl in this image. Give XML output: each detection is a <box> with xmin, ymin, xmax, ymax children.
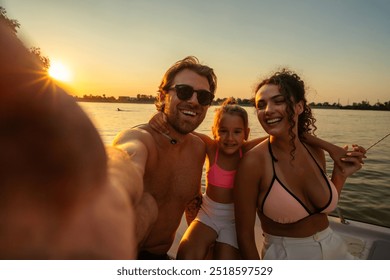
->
<box><xmin>178</xmin><ymin>97</ymin><xmax>264</xmax><ymax>259</ymax></box>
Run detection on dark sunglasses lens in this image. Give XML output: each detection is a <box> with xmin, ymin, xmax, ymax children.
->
<box><xmin>175</xmin><ymin>85</ymin><xmax>213</xmax><ymax>106</ymax></box>
<box><xmin>175</xmin><ymin>85</ymin><xmax>193</xmax><ymax>101</ymax></box>
<box><xmin>197</xmin><ymin>91</ymin><xmax>213</xmax><ymax>106</ymax></box>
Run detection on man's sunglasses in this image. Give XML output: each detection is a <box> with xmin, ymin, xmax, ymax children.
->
<box><xmin>169</xmin><ymin>84</ymin><xmax>214</xmax><ymax>106</ymax></box>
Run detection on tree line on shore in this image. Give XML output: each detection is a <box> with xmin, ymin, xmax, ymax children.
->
<box><xmin>74</xmin><ymin>94</ymin><xmax>390</xmax><ymax>111</ymax></box>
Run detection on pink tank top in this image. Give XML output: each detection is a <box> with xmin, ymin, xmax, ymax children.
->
<box><xmin>206</xmin><ymin>147</ymin><xmax>242</xmax><ymax>189</ymax></box>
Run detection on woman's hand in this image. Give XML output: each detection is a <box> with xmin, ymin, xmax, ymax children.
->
<box><xmin>329</xmin><ymin>144</ymin><xmax>366</xmax><ymax>173</ymax></box>
<box><xmin>334</xmin><ymin>145</ymin><xmax>366</xmax><ymax>177</ymax></box>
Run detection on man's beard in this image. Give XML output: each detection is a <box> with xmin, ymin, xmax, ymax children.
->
<box><xmin>166</xmin><ymin>111</ymin><xmax>205</xmax><ymax>135</ymax></box>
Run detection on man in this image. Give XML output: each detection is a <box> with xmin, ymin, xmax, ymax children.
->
<box><xmin>0</xmin><ymin>22</ymin><xmax>141</xmax><ymax>259</ymax></box>
<box><xmin>113</xmin><ymin>56</ymin><xmax>217</xmax><ymax>259</ymax></box>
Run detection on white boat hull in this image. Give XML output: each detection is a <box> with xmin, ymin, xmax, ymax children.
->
<box><xmin>169</xmin><ymin>214</ymin><xmax>390</xmax><ymax>259</ymax></box>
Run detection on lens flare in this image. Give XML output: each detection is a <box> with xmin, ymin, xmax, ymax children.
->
<box><xmin>48</xmin><ymin>61</ymin><xmax>72</xmax><ymax>82</ymax></box>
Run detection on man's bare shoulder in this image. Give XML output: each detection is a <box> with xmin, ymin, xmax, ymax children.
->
<box><xmin>112</xmin><ymin>124</ymin><xmax>152</xmax><ymax>146</ymax></box>
<box><xmin>112</xmin><ymin>125</ymin><xmax>158</xmax><ymax>165</ymax></box>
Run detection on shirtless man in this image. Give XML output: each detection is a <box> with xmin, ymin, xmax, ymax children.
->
<box><xmin>113</xmin><ymin>56</ymin><xmax>217</xmax><ymax>259</ymax></box>
<box><xmin>0</xmin><ymin>22</ymin><xmax>141</xmax><ymax>259</ymax></box>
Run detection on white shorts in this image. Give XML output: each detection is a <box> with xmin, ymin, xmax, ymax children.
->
<box><xmin>262</xmin><ymin>227</ymin><xmax>356</xmax><ymax>260</ymax></box>
<box><xmin>195</xmin><ymin>194</ymin><xmax>238</xmax><ymax>249</ymax></box>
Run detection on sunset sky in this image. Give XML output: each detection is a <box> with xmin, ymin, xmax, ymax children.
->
<box><xmin>3</xmin><ymin>0</ymin><xmax>390</xmax><ymax>105</ymax></box>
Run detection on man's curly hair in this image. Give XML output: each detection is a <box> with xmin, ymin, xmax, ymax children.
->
<box><xmin>155</xmin><ymin>56</ymin><xmax>217</xmax><ymax>112</ymax></box>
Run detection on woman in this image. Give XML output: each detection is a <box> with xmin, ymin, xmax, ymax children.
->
<box><xmin>234</xmin><ymin>69</ymin><xmax>365</xmax><ymax>259</ymax></box>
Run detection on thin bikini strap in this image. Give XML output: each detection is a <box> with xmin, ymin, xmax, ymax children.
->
<box><xmin>239</xmin><ymin>148</ymin><xmax>243</xmax><ymax>158</ymax></box>
<box><xmin>301</xmin><ymin>142</ymin><xmax>325</xmax><ymax>174</ymax></box>
<box><xmin>214</xmin><ymin>146</ymin><xmax>219</xmax><ymax>164</ymax></box>
<box><xmin>267</xmin><ymin>140</ymin><xmax>278</xmax><ymax>173</ymax></box>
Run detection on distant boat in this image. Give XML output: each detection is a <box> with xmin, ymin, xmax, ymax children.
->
<box><xmin>117</xmin><ymin>108</ymin><xmax>131</xmax><ymax>112</ymax></box>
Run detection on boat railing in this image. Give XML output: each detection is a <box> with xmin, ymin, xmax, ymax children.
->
<box><xmin>336</xmin><ymin>207</ymin><xmax>350</xmax><ymax>225</ymax></box>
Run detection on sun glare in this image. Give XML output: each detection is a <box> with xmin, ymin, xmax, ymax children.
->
<box><xmin>48</xmin><ymin>61</ymin><xmax>72</xmax><ymax>82</ymax></box>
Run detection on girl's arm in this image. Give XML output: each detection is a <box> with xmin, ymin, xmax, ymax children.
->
<box><xmin>302</xmin><ymin>134</ymin><xmax>366</xmax><ymax>172</ymax></box>
<box><xmin>306</xmin><ymin>136</ymin><xmax>366</xmax><ymax>194</ymax></box>
<box><xmin>303</xmin><ymin>134</ymin><xmax>346</xmax><ymax>160</ymax></box>
<box><xmin>191</xmin><ymin>131</ymin><xmax>215</xmax><ymax>147</ymax></box>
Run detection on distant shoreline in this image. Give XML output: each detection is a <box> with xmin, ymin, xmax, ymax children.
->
<box><xmin>76</xmin><ymin>99</ymin><xmax>155</xmax><ymax>104</ymax></box>
<box><xmin>74</xmin><ymin>96</ymin><xmax>390</xmax><ymax>111</ymax></box>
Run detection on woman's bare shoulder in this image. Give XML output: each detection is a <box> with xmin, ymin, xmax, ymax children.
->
<box><xmin>240</xmin><ymin>140</ymin><xmax>268</xmax><ymax>167</ymax></box>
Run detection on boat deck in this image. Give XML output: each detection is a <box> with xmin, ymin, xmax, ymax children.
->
<box><xmin>328</xmin><ymin>216</ymin><xmax>390</xmax><ymax>259</ymax></box>
<box><xmin>168</xmin><ymin>215</ymin><xmax>390</xmax><ymax>259</ymax></box>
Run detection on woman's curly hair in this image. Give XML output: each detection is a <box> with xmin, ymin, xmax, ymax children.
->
<box><xmin>254</xmin><ymin>68</ymin><xmax>317</xmax><ymax>159</ymax></box>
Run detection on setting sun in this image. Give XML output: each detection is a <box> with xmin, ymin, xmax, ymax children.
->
<box><xmin>48</xmin><ymin>61</ymin><xmax>72</xmax><ymax>82</ymax></box>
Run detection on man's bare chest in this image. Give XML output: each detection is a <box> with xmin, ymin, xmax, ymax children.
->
<box><xmin>144</xmin><ymin>152</ymin><xmax>204</xmax><ymax>202</ymax></box>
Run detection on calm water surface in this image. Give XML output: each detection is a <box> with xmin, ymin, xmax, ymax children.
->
<box><xmin>79</xmin><ymin>102</ymin><xmax>390</xmax><ymax>228</ymax></box>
